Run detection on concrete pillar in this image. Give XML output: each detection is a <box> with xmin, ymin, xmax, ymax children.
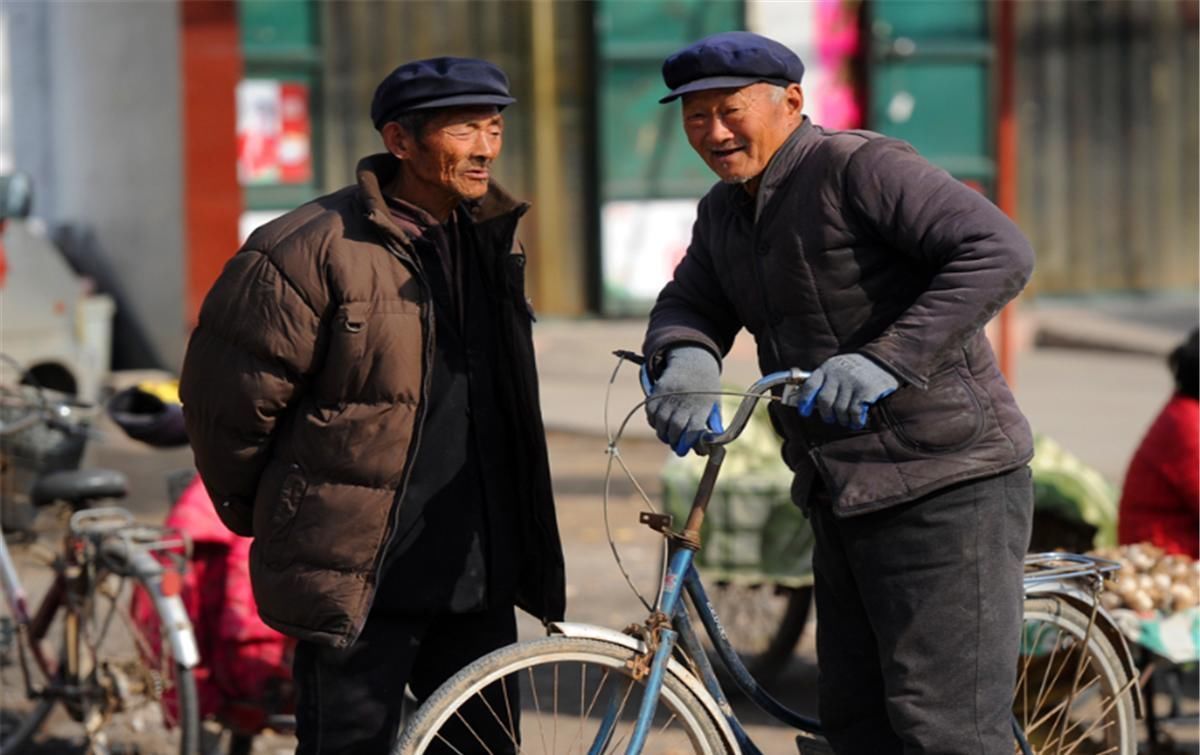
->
<box><xmin>5</xmin><ymin>1</ymin><xmax>185</xmax><ymax>369</ymax></box>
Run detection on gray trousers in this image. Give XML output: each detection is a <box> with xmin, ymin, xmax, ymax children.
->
<box><xmin>809</xmin><ymin>466</ymin><xmax>1033</xmax><ymax>755</ymax></box>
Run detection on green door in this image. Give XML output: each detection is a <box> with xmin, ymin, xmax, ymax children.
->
<box><xmin>866</xmin><ymin>0</ymin><xmax>993</xmax><ymax>191</ymax></box>
<box><xmin>595</xmin><ymin>0</ymin><xmax>743</xmax><ymax>315</ymax></box>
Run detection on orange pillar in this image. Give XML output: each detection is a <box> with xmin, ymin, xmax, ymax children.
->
<box><xmin>181</xmin><ymin>0</ymin><xmax>243</xmax><ymax>328</ymax></box>
<box><xmin>996</xmin><ymin>0</ymin><xmax>1018</xmax><ymax>384</ymax></box>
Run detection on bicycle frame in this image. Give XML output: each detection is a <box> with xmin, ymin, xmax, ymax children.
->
<box><xmin>619</xmin><ymin>369</ymin><xmax>815</xmax><ymax>754</ymax></box>
<box><xmin>0</xmin><ymin>525</ymin><xmax>76</xmax><ymax>685</ymax></box>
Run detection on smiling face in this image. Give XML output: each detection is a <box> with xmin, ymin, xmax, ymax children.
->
<box><xmin>382</xmin><ymin>106</ymin><xmax>504</xmax><ymax>218</ymax></box>
<box><xmin>681</xmin><ymin>82</ymin><xmax>804</xmax><ymax>193</ymax></box>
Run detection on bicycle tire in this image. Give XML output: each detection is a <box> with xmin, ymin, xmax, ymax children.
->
<box><xmin>393</xmin><ymin>636</ymin><xmax>730</xmax><ymax>755</ymax></box>
<box><xmin>1014</xmin><ymin>595</ymin><xmax>1138</xmax><ymax>755</ymax></box>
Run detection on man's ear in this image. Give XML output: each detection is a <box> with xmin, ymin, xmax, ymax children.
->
<box><xmin>381</xmin><ymin>122</ymin><xmax>414</xmax><ymax>160</ymax></box>
<box><xmin>786</xmin><ymin>84</ymin><xmax>805</xmax><ymax>118</ymax></box>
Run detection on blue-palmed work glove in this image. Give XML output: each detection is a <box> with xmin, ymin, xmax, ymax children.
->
<box><xmin>794</xmin><ymin>353</ymin><xmax>899</xmax><ymax>430</ymax></box>
<box><xmin>645</xmin><ymin>346</ymin><xmax>724</xmax><ymax>457</ymax></box>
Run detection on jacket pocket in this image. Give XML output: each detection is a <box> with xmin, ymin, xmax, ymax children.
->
<box><xmin>261</xmin><ymin>466</ymin><xmax>308</xmax><ymax>569</ymax></box>
<box><xmin>326</xmin><ymin>302</ymin><xmax>371</xmax><ymax>368</ymax></box>
<box><xmin>878</xmin><ymin>363</ymin><xmax>984</xmax><ymax>454</ymax></box>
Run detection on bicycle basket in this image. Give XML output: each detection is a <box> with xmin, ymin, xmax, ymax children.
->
<box><xmin>0</xmin><ymin>395</ymin><xmax>89</xmax><ymax>527</ymax></box>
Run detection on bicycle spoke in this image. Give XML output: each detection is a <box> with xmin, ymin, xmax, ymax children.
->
<box><xmin>1054</xmin><ymin>673</ymin><xmax>1139</xmax><ymax>754</ymax></box>
<box><xmin>448</xmin><ymin>708</ymin><xmax>492</xmax><ymax>754</ymax></box>
<box><xmin>528</xmin><ymin>666</ymin><xmax>550</xmax><ymax>755</ymax></box>
<box><xmin>603</xmin><ymin>679</ymin><xmax>639</xmax><ymax>754</ymax></box>
<box><xmin>502</xmin><ymin>670</ymin><xmax>517</xmax><ymax>747</ymax></box>
<box><xmin>472</xmin><ymin>685</ymin><xmax>521</xmax><ymax>752</ymax></box>
<box><xmin>430</xmin><ymin>731</ymin><xmax>469</xmax><ymax>755</ymax></box>
<box><xmin>655</xmin><ymin>710</ymin><xmax>681</xmax><ymax>739</ymax></box>
<box><xmin>579</xmin><ymin>665</ymin><xmax>618</xmax><ymax>754</ymax></box>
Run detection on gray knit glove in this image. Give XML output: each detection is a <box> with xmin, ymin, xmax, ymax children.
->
<box><xmin>645</xmin><ymin>346</ymin><xmax>723</xmax><ymax>456</ymax></box>
<box><xmin>794</xmin><ymin>353</ymin><xmax>899</xmax><ymax>429</ymax></box>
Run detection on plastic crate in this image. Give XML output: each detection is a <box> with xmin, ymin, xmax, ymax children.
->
<box><xmin>661</xmin><ymin>463</ymin><xmax>814</xmax><ymax>588</ymax></box>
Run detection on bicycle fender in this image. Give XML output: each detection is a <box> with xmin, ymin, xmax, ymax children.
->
<box><xmin>121</xmin><ymin>546</ymin><xmax>202</xmax><ymax>669</ymax></box>
<box><xmin>549</xmin><ymin>621</ymin><xmax>741</xmax><ymax>754</ymax></box>
<box><xmin>1023</xmin><ymin>584</ymin><xmax>1144</xmax><ymax>719</ymax></box>
<box><xmin>155</xmin><ymin>591</ymin><xmax>201</xmax><ymax>669</ymax></box>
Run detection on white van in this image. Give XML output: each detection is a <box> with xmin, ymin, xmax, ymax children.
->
<box><xmin>0</xmin><ymin>173</ymin><xmax>114</xmax><ymax>402</ymax></box>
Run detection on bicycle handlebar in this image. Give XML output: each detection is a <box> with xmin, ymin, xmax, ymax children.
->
<box><xmin>0</xmin><ymin>352</ymin><xmax>96</xmax><ymax>438</ymax></box>
<box><xmin>640</xmin><ymin>364</ymin><xmax>812</xmax><ymax>450</ymax></box>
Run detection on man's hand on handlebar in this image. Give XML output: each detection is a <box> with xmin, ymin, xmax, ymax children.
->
<box><xmin>793</xmin><ymin>353</ymin><xmax>898</xmax><ymax>430</ymax></box>
<box><xmin>643</xmin><ymin>346</ymin><xmax>724</xmax><ymax>457</ymax></box>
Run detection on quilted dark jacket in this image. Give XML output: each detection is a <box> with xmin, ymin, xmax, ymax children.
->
<box><xmin>180</xmin><ymin>154</ymin><xmax>565</xmax><ymax>647</ymax></box>
<box><xmin>644</xmin><ymin>119</ymin><xmax>1035</xmax><ymax>516</ymax></box>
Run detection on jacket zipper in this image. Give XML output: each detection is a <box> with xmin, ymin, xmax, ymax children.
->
<box><xmin>749</xmin><ymin>222</ymin><xmax>785</xmax><ymax>370</ymax></box>
<box><xmin>359</xmin><ymin>236</ymin><xmax>436</xmax><ymax>640</ymax></box>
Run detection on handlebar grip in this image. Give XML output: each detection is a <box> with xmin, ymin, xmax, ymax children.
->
<box><xmin>638</xmin><ymin>363</ymin><xmax>654</xmax><ymax>398</ymax></box>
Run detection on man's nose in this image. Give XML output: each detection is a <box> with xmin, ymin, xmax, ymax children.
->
<box><xmin>472</xmin><ymin>131</ymin><xmax>500</xmax><ymax>160</ymax></box>
<box><xmin>705</xmin><ymin>117</ymin><xmax>735</xmax><ymax>146</ymax></box>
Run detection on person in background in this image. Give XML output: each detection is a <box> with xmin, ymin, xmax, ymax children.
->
<box><xmin>640</xmin><ymin>31</ymin><xmax>1036</xmax><ymax>754</ymax></box>
<box><xmin>1118</xmin><ymin>327</ymin><xmax>1199</xmax><ymax>558</ymax></box>
<box><xmin>179</xmin><ymin>56</ymin><xmax>564</xmax><ymax>753</ymax></box>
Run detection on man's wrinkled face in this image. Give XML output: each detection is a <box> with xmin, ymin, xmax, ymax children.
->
<box><xmin>401</xmin><ymin>106</ymin><xmax>504</xmax><ymax>202</ymax></box>
<box><xmin>681</xmin><ymin>83</ymin><xmax>804</xmax><ymax>189</ymax></box>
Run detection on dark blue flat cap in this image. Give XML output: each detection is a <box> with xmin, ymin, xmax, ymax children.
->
<box><xmin>371</xmin><ymin>56</ymin><xmax>515</xmax><ymax>129</ymax></box>
<box><xmin>660</xmin><ymin>31</ymin><xmax>804</xmax><ymax>104</ymax></box>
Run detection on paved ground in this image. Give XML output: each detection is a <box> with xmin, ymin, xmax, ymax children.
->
<box><xmin>8</xmin><ymin>294</ymin><xmax>1198</xmax><ymax>753</ymax></box>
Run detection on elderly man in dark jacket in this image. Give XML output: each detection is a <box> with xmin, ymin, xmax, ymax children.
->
<box><xmin>180</xmin><ymin>57</ymin><xmax>564</xmax><ymax>753</ymax></box>
<box><xmin>643</xmin><ymin>32</ymin><xmax>1035</xmax><ymax>754</ymax></box>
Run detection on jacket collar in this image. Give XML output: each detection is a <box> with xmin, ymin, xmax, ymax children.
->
<box><xmin>355</xmin><ymin>153</ymin><xmax>530</xmax><ymax>247</ymax></box>
<box><xmin>754</xmin><ymin>116</ymin><xmax>818</xmax><ymax>221</ymax></box>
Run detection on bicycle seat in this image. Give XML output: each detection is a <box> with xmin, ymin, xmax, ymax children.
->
<box><xmin>32</xmin><ymin>469</ymin><xmax>128</xmax><ymax>507</ymax></box>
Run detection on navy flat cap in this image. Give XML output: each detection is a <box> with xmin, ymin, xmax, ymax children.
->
<box><xmin>371</xmin><ymin>56</ymin><xmax>515</xmax><ymax>129</ymax></box>
<box><xmin>660</xmin><ymin>31</ymin><xmax>804</xmax><ymax>104</ymax></box>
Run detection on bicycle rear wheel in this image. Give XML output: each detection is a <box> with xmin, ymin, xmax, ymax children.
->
<box><xmin>80</xmin><ymin>545</ymin><xmax>200</xmax><ymax>754</ymax></box>
<box><xmin>394</xmin><ymin>636</ymin><xmax>730</xmax><ymax>754</ymax></box>
<box><xmin>1</xmin><ymin>535</ymin><xmax>199</xmax><ymax>754</ymax></box>
<box><xmin>1014</xmin><ymin>595</ymin><xmax>1138</xmax><ymax>755</ymax></box>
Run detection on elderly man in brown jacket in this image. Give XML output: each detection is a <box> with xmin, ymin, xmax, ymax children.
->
<box><xmin>642</xmin><ymin>32</ymin><xmax>1036</xmax><ymax>754</ymax></box>
<box><xmin>180</xmin><ymin>57</ymin><xmax>564</xmax><ymax>753</ymax></box>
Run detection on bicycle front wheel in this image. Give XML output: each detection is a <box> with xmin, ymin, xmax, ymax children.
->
<box><xmin>1014</xmin><ymin>595</ymin><xmax>1139</xmax><ymax>755</ymax></box>
<box><xmin>394</xmin><ymin>636</ymin><xmax>730</xmax><ymax>755</ymax></box>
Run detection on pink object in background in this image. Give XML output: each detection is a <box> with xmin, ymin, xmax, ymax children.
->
<box><xmin>814</xmin><ymin>0</ymin><xmax>863</xmax><ymax>129</ymax></box>
<box><xmin>131</xmin><ymin>476</ymin><xmax>294</xmax><ymax>732</ymax></box>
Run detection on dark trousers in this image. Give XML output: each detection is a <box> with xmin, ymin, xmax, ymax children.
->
<box><xmin>809</xmin><ymin>467</ymin><xmax>1033</xmax><ymax>755</ymax></box>
<box><xmin>292</xmin><ymin>602</ymin><xmax>518</xmax><ymax>754</ymax></box>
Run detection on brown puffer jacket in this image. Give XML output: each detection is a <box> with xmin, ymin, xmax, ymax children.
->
<box><xmin>180</xmin><ymin>154</ymin><xmax>565</xmax><ymax>648</ymax></box>
<box><xmin>645</xmin><ymin>119</ymin><xmax>1035</xmax><ymax>517</ymax></box>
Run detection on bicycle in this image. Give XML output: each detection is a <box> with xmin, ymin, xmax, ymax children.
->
<box><xmin>0</xmin><ymin>358</ymin><xmax>201</xmax><ymax>754</ymax></box>
<box><xmin>394</xmin><ymin>356</ymin><xmax>1143</xmax><ymax>754</ymax></box>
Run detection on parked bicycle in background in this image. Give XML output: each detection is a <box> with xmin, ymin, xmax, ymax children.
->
<box><xmin>0</xmin><ymin>354</ymin><xmax>200</xmax><ymax>754</ymax></box>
